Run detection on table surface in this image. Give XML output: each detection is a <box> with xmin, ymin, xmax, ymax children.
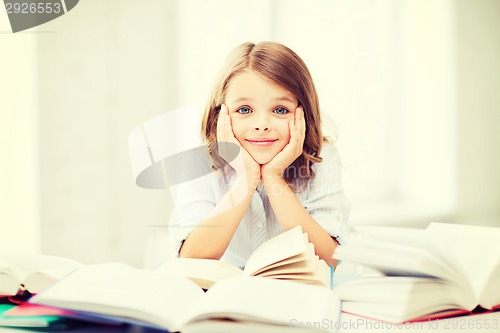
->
<box><xmin>0</xmin><ymin>311</ymin><xmax>498</xmax><ymax>333</ymax></box>
<box><xmin>338</xmin><ymin>311</ymin><xmax>500</xmax><ymax>333</ymax></box>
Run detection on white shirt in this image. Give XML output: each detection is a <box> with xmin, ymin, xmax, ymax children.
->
<box><xmin>170</xmin><ymin>143</ymin><xmax>350</xmax><ymax>269</ymax></box>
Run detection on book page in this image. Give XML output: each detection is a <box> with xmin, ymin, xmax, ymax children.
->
<box><xmin>30</xmin><ymin>263</ymin><xmax>205</xmax><ymax>331</ymax></box>
<box><xmin>255</xmin><ymin>245</ymin><xmax>329</xmax><ymax>287</ymax></box>
<box><xmin>244</xmin><ymin>226</ymin><xmax>306</xmax><ymax>276</ymax></box>
<box><xmin>0</xmin><ymin>254</ymin><xmax>82</xmax><ymax>278</ymax></box>
<box><xmin>256</xmin><ymin>259</ymin><xmax>313</xmax><ymax>277</ymax></box>
<box><xmin>335</xmin><ymin>226</ymin><xmax>462</xmax><ymax>282</ymax></box>
<box><xmin>336</xmin><ymin>277</ymin><xmax>474</xmax><ymax>323</ymax></box>
<box><xmin>353</xmin><ymin>225</ymin><xmax>429</xmax><ymax>248</ymax></box>
<box><xmin>23</xmin><ymin>267</ymin><xmax>84</xmax><ymax>294</ymax></box>
<box><xmin>333</xmin><ymin>237</ymin><xmax>457</xmax><ymax>281</ymax></box>
<box><xmin>252</xmin><ymin>242</ymin><xmax>315</xmax><ymax>277</ymax></box>
<box><xmin>0</xmin><ymin>272</ymin><xmax>19</xmax><ymax>295</ymax></box>
<box><xmin>314</xmin><ymin>257</ymin><xmax>330</xmax><ymax>287</ymax></box>
<box><xmin>183</xmin><ymin>319</ymin><xmax>327</xmax><ymax>333</ymax></box>
<box><xmin>426</xmin><ymin>223</ymin><xmax>500</xmax><ymax>301</ymax></box>
<box><xmin>156</xmin><ymin>258</ymin><xmax>243</xmax><ymax>289</ymax></box>
<box><xmin>185</xmin><ymin>276</ymin><xmax>340</xmax><ymax>326</ymax></box>
<box><xmin>0</xmin><ymin>254</ymin><xmax>83</xmax><ymax>294</ymax></box>
<box><xmin>478</xmin><ymin>261</ymin><xmax>500</xmax><ymax>309</ymax></box>
<box><xmin>250</xmin><ymin>253</ymin><xmax>307</xmax><ymax>276</ymax></box>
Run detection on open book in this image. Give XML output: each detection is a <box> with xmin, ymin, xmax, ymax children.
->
<box><xmin>0</xmin><ymin>254</ymin><xmax>83</xmax><ymax>296</ymax></box>
<box><xmin>332</xmin><ymin>222</ymin><xmax>500</xmax><ymax>323</ymax></box>
<box><xmin>159</xmin><ymin>225</ymin><xmax>330</xmax><ymax>289</ymax></box>
<box><xmin>30</xmin><ymin>263</ymin><xmax>341</xmax><ymax>332</ymax></box>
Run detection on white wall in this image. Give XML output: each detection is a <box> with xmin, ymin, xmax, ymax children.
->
<box><xmin>36</xmin><ymin>0</ymin><xmax>178</xmax><ymax>266</ymax></box>
<box><xmin>455</xmin><ymin>0</ymin><xmax>500</xmax><ymax>226</ymax></box>
<box><xmin>0</xmin><ymin>20</ymin><xmax>40</xmax><ymax>253</ymax></box>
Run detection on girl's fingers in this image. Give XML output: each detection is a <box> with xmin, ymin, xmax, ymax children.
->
<box><xmin>223</xmin><ymin>107</ymin><xmax>238</xmax><ymax>144</ymax></box>
<box><xmin>221</xmin><ymin>105</ymin><xmax>229</xmax><ymax>137</ymax></box>
<box><xmin>289</xmin><ymin>119</ymin><xmax>299</xmax><ymax>146</ymax></box>
<box><xmin>216</xmin><ymin>105</ymin><xmax>225</xmax><ymax>141</ymax></box>
<box><xmin>296</xmin><ymin>107</ymin><xmax>305</xmax><ymax>140</ymax></box>
<box><xmin>224</xmin><ymin>116</ymin><xmax>233</xmax><ymax>142</ymax></box>
<box><xmin>217</xmin><ymin>104</ymin><xmax>231</xmax><ymax>143</ymax></box>
<box><xmin>293</xmin><ymin>107</ymin><xmax>305</xmax><ymax>157</ymax></box>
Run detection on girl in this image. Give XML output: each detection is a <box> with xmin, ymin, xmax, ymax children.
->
<box><xmin>172</xmin><ymin>41</ymin><xmax>350</xmax><ymax>268</ymax></box>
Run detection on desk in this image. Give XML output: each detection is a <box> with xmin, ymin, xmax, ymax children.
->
<box><xmin>338</xmin><ymin>311</ymin><xmax>500</xmax><ymax>333</ymax></box>
<box><xmin>0</xmin><ymin>324</ymin><xmax>157</xmax><ymax>333</ymax></box>
<box><xmin>0</xmin><ymin>312</ymin><xmax>499</xmax><ymax>333</ymax></box>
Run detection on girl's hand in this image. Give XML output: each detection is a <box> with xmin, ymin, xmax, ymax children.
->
<box><xmin>261</xmin><ymin>107</ymin><xmax>306</xmax><ymax>182</ymax></box>
<box><xmin>217</xmin><ymin>104</ymin><xmax>261</xmax><ymax>189</ymax></box>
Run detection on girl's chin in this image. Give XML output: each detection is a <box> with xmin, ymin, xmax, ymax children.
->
<box><xmin>244</xmin><ymin>143</ymin><xmax>286</xmax><ymax>165</ymax></box>
<box><xmin>249</xmin><ymin>151</ymin><xmax>277</xmax><ymax>165</ymax></box>
<box><xmin>255</xmin><ymin>158</ymin><xmax>271</xmax><ymax>165</ymax></box>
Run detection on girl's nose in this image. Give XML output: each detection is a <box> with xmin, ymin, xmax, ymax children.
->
<box><xmin>254</xmin><ymin>125</ymin><xmax>270</xmax><ymax>131</ymax></box>
<box><xmin>254</xmin><ymin>113</ymin><xmax>270</xmax><ymax>131</ymax></box>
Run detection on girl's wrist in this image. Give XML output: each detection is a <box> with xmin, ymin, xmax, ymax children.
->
<box><xmin>262</xmin><ymin>174</ymin><xmax>286</xmax><ymax>193</ymax></box>
<box><xmin>234</xmin><ymin>174</ymin><xmax>259</xmax><ymax>195</ymax></box>
<box><xmin>261</xmin><ymin>164</ymin><xmax>285</xmax><ymax>181</ymax></box>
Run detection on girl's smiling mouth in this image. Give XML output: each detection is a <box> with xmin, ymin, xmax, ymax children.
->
<box><xmin>246</xmin><ymin>138</ymin><xmax>278</xmax><ymax>147</ymax></box>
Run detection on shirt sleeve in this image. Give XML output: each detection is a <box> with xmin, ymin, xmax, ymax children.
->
<box><xmin>301</xmin><ymin>144</ymin><xmax>351</xmax><ymax>244</ymax></box>
<box><xmin>168</xmin><ymin>170</ymin><xmax>219</xmax><ymax>256</ymax></box>
<box><xmin>169</xmin><ymin>158</ymin><xmax>228</xmax><ymax>255</ymax></box>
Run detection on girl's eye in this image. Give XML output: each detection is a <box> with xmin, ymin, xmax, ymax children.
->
<box><xmin>273</xmin><ymin>106</ymin><xmax>289</xmax><ymax>115</ymax></box>
<box><xmin>237</xmin><ymin>107</ymin><xmax>252</xmax><ymax>114</ymax></box>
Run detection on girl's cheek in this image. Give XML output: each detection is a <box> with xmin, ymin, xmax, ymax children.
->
<box><xmin>281</xmin><ymin>120</ymin><xmax>292</xmax><ymax>136</ymax></box>
<box><xmin>230</xmin><ymin>120</ymin><xmax>241</xmax><ymax>135</ymax></box>
<box><xmin>231</xmin><ymin>125</ymin><xmax>245</xmax><ymax>143</ymax></box>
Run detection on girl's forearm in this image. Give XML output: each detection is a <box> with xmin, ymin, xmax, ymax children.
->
<box><xmin>179</xmin><ymin>178</ymin><xmax>255</xmax><ymax>260</ymax></box>
<box><xmin>263</xmin><ymin>175</ymin><xmax>339</xmax><ymax>267</ymax></box>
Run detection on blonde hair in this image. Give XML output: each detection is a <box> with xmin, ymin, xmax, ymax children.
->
<box><xmin>202</xmin><ymin>41</ymin><xmax>327</xmax><ymax>190</ymax></box>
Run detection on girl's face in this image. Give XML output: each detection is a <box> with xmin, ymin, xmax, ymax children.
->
<box><xmin>224</xmin><ymin>70</ymin><xmax>299</xmax><ymax>164</ymax></box>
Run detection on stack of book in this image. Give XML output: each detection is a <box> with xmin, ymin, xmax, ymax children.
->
<box><xmin>0</xmin><ymin>254</ymin><xmax>122</xmax><ymax>329</ymax></box>
<box><xmin>1</xmin><ymin>226</ymin><xmax>340</xmax><ymax>332</ymax></box>
<box><xmin>332</xmin><ymin>222</ymin><xmax>500</xmax><ymax>323</ymax></box>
